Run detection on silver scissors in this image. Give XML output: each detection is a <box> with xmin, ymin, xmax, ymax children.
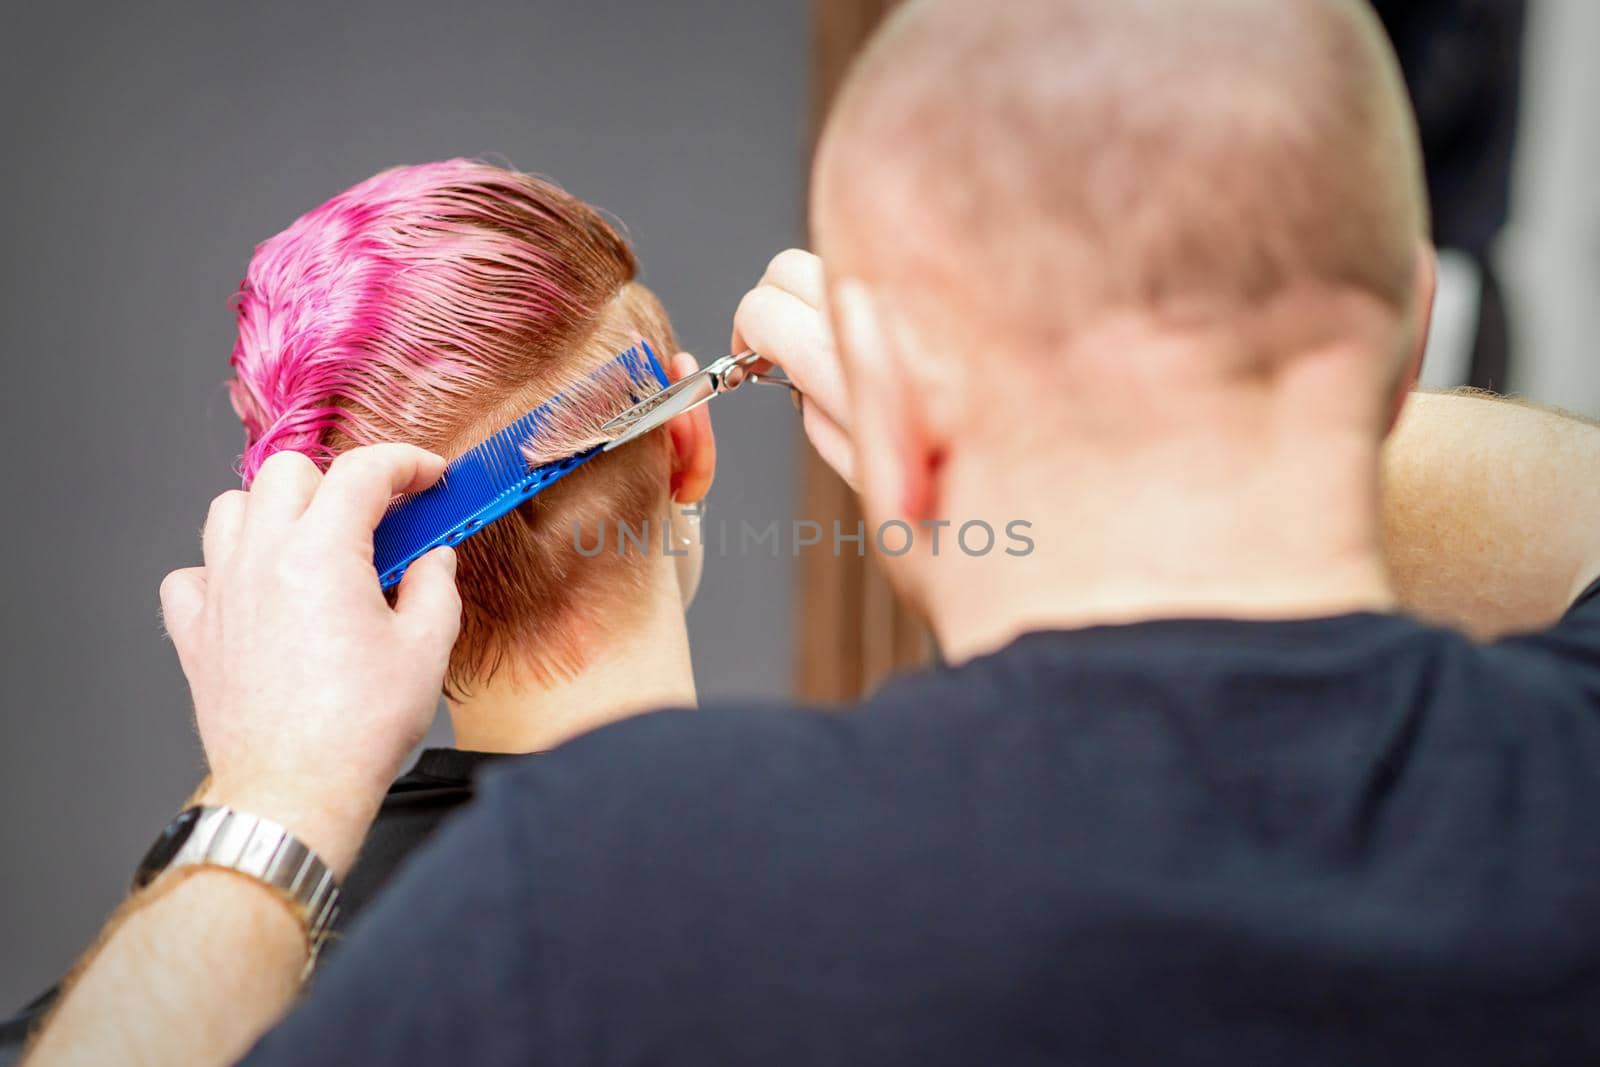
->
<box><xmin>600</xmin><ymin>350</ymin><xmax>799</xmax><ymax>452</ymax></box>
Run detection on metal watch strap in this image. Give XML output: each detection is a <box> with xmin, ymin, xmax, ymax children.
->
<box><xmin>142</xmin><ymin>805</ymin><xmax>341</xmax><ymax>967</ymax></box>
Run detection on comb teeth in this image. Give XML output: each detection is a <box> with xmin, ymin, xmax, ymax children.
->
<box><xmin>518</xmin><ymin>342</ymin><xmax>673</xmax><ymax>467</ymax></box>
<box><xmin>371</xmin><ymin>341</ymin><xmax>670</xmax><ymax>590</ymax></box>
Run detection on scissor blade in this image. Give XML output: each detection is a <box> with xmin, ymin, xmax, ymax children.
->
<box><xmin>601</xmin><ymin>374</ymin><xmax>716</xmax><ymax>452</ymax></box>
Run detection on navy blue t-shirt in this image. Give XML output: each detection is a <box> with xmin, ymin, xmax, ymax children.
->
<box><xmin>244</xmin><ymin>587</ymin><xmax>1600</xmax><ymax>1066</ymax></box>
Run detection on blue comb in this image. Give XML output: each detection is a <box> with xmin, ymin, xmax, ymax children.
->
<box><xmin>372</xmin><ymin>341</ymin><xmax>670</xmax><ymax>590</ymax></box>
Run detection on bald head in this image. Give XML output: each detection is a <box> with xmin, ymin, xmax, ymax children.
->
<box><xmin>814</xmin><ymin>0</ymin><xmax>1427</xmax><ymax>362</ymax></box>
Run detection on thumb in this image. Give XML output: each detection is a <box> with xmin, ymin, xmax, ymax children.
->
<box><xmin>394</xmin><ymin>546</ymin><xmax>462</xmax><ymax>655</ymax></box>
<box><xmin>159</xmin><ymin>567</ymin><xmax>206</xmax><ymax>670</ymax></box>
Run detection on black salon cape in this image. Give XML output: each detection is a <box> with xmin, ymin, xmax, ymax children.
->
<box><xmin>238</xmin><ymin>583</ymin><xmax>1600</xmax><ymax>1066</ymax></box>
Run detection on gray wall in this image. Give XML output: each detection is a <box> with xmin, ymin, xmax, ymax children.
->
<box><xmin>0</xmin><ymin>0</ymin><xmax>804</xmax><ymax>1008</ymax></box>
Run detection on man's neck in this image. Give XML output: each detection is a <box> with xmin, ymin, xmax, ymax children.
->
<box><xmin>924</xmin><ymin>395</ymin><xmax>1397</xmax><ymax>665</ymax></box>
<box><xmin>446</xmin><ymin>567</ymin><xmax>698</xmax><ymax>753</ymax></box>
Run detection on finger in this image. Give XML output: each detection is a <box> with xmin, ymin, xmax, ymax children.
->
<box><xmin>761</xmin><ymin>248</ymin><xmax>826</xmax><ymax>309</ymax></box>
<box><xmin>393</xmin><ymin>546</ymin><xmax>462</xmax><ymax>652</ymax></box>
<box><xmin>202</xmin><ymin>490</ymin><xmax>248</xmax><ymax>571</ymax></box>
<box><xmin>159</xmin><ymin>567</ymin><xmax>207</xmax><ymax>667</ymax></box>
<box><xmin>304</xmin><ymin>444</ymin><xmax>448</xmax><ymax>541</ymax></box>
<box><xmin>747</xmin><ymin>250</ymin><xmax>827</xmax><ymax>378</ymax></box>
<box><xmin>731</xmin><ymin>285</ymin><xmax>849</xmax><ymax>428</ymax></box>
<box><xmin>248</xmin><ymin>450</ymin><xmax>323</xmax><ymax>526</ymax></box>
<box><xmin>802</xmin><ymin>399</ymin><xmax>858</xmax><ymax>490</ymax></box>
<box><xmin>732</xmin><ymin>280</ymin><xmax>832</xmax><ymax>367</ymax></box>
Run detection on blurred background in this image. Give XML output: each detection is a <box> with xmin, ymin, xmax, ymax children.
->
<box><xmin>1374</xmin><ymin>0</ymin><xmax>1600</xmax><ymax>409</ymax></box>
<box><xmin>2</xmin><ymin>0</ymin><xmax>1597</xmax><ymax>1014</ymax></box>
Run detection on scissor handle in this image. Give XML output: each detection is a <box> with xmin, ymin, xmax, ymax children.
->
<box><xmin>720</xmin><ymin>351</ymin><xmax>800</xmax><ymax>407</ymax></box>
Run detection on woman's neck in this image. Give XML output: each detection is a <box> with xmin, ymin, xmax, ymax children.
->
<box><xmin>446</xmin><ymin>571</ymin><xmax>698</xmax><ymax>753</ymax></box>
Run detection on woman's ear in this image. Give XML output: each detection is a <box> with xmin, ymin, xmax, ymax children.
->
<box><xmin>664</xmin><ymin>351</ymin><xmax>717</xmax><ymax>503</ymax></box>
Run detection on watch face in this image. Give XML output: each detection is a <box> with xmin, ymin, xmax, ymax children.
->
<box><xmin>133</xmin><ymin>807</ymin><xmax>203</xmax><ymax>889</ymax></box>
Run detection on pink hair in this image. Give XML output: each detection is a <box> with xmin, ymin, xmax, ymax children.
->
<box><xmin>229</xmin><ymin>159</ymin><xmax>636</xmax><ymax>483</ymax></box>
<box><xmin>225</xmin><ymin>160</ymin><xmax>679</xmax><ymax>690</ymax></box>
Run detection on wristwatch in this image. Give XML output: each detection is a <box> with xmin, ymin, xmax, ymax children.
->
<box><xmin>133</xmin><ymin>805</ymin><xmax>342</xmax><ymax>969</ymax></box>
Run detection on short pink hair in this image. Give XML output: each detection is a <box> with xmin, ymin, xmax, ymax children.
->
<box><xmin>228</xmin><ymin>160</ymin><xmax>676</xmax><ymax>690</ymax></box>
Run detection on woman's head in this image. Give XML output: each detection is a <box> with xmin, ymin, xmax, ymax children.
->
<box><xmin>228</xmin><ymin>160</ymin><xmax>703</xmax><ymax>693</ymax></box>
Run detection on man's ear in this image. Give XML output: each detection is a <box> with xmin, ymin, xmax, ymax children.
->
<box><xmin>663</xmin><ymin>352</ymin><xmax>716</xmax><ymax>504</ymax></box>
<box><xmin>830</xmin><ymin>279</ymin><xmax>940</xmax><ymax>523</ymax></box>
<box><xmin>1388</xmin><ymin>239</ymin><xmax>1438</xmax><ymax>435</ymax></box>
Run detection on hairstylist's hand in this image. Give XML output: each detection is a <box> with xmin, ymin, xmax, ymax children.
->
<box><xmin>732</xmin><ymin>249</ymin><xmax>858</xmax><ymax>487</ymax></box>
<box><xmin>158</xmin><ymin>444</ymin><xmax>462</xmax><ymax>877</ymax></box>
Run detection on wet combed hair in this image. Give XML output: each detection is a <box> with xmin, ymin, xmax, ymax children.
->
<box><xmin>228</xmin><ymin>160</ymin><xmax>676</xmax><ymax>693</ymax></box>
